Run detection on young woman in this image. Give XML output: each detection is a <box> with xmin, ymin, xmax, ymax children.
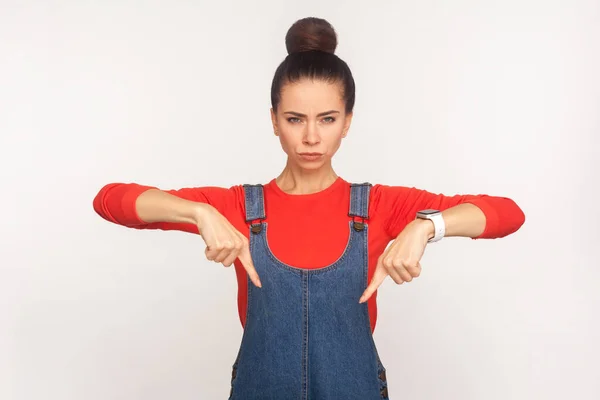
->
<box><xmin>93</xmin><ymin>17</ymin><xmax>525</xmax><ymax>400</ymax></box>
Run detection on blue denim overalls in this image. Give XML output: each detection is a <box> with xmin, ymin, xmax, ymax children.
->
<box><xmin>228</xmin><ymin>182</ymin><xmax>390</xmax><ymax>400</ymax></box>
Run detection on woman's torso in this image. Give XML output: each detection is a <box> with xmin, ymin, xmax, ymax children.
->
<box><xmin>224</xmin><ymin>177</ymin><xmax>396</xmax><ymax>333</ymax></box>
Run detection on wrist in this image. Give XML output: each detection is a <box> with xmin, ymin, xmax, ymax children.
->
<box><xmin>191</xmin><ymin>202</ymin><xmax>213</xmax><ymax>227</ymax></box>
<box><xmin>410</xmin><ymin>218</ymin><xmax>435</xmax><ymax>240</ymax></box>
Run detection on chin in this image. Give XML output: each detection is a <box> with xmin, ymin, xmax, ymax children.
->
<box><xmin>295</xmin><ymin>159</ymin><xmax>327</xmax><ymax>170</ymax></box>
<box><xmin>301</xmin><ymin>163</ymin><xmax>325</xmax><ymax>170</ymax></box>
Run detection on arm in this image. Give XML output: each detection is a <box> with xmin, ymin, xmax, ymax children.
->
<box><xmin>359</xmin><ymin>187</ymin><xmax>525</xmax><ymax>302</ymax></box>
<box><xmin>373</xmin><ymin>185</ymin><xmax>525</xmax><ymax>240</ymax></box>
<box><xmin>416</xmin><ymin>203</ymin><xmax>487</xmax><ymax>240</ymax></box>
<box><xmin>92</xmin><ymin>182</ymin><xmax>241</xmax><ymax>233</ymax></box>
<box><xmin>134</xmin><ymin>188</ymin><xmax>210</xmax><ymax>226</ymax></box>
<box><xmin>93</xmin><ymin>182</ymin><xmax>261</xmax><ymax>286</ymax></box>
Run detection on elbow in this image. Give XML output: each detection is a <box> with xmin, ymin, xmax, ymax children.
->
<box><xmin>472</xmin><ymin>196</ymin><xmax>526</xmax><ymax>239</ymax></box>
<box><xmin>511</xmin><ymin>199</ymin><xmax>526</xmax><ymax>234</ymax></box>
<box><xmin>498</xmin><ymin>197</ymin><xmax>526</xmax><ymax>237</ymax></box>
<box><xmin>93</xmin><ymin>184</ymin><xmax>107</xmax><ymax>218</ymax></box>
<box><xmin>92</xmin><ymin>182</ymin><xmax>155</xmax><ymax>227</ymax></box>
<box><xmin>92</xmin><ymin>183</ymin><xmax>122</xmax><ymax>223</ymax></box>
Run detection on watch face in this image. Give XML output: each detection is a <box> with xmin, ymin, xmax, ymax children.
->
<box><xmin>418</xmin><ymin>209</ymin><xmax>439</xmax><ymax>215</ymax></box>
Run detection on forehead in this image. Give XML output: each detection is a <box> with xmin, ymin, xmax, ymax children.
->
<box><xmin>279</xmin><ymin>79</ymin><xmax>344</xmax><ymax>111</ymax></box>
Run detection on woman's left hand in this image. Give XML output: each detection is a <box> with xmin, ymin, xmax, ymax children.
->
<box><xmin>359</xmin><ymin>219</ymin><xmax>433</xmax><ymax>303</ymax></box>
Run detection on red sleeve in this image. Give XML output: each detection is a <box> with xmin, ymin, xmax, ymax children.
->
<box><xmin>92</xmin><ymin>182</ymin><xmax>242</xmax><ymax>234</ymax></box>
<box><xmin>371</xmin><ymin>185</ymin><xmax>525</xmax><ymax>239</ymax></box>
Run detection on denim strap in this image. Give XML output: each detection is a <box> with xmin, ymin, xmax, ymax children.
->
<box><xmin>348</xmin><ymin>182</ymin><xmax>372</xmax><ymax>219</ymax></box>
<box><xmin>243</xmin><ymin>184</ymin><xmax>266</xmax><ymax>222</ymax></box>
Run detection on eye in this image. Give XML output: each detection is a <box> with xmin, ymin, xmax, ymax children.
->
<box><xmin>323</xmin><ymin>117</ymin><xmax>336</xmax><ymax>123</ymax></box>
<box><xmin>287</xmin><ymin>117</ymin><xmax>301</xmax><ymax>123</ymax></box>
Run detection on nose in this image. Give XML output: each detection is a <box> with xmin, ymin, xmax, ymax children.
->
<box><xmin>302</xmin><ymin>122</ymin><xmax>321</xmax><ymax>145</ymax></box>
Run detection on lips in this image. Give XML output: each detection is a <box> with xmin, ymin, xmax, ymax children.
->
<box><xmin>298</xmin><ymin>152</ymin><xmax>324</xmax><ymax>161</ymax></box>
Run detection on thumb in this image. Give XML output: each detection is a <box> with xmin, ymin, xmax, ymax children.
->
<box><xmin>238</xmin><ymin>245</ymin><xmax>262</xmax><ymax>288</ymax></box>
<box><xmin>359</xmin><ymin>257</ymin><xmax>387</xmax><ymax>303</ymax></box>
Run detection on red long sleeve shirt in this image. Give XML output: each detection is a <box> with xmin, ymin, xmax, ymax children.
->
<box><xmin>93</xmin><ymin>177</ymin><xmax>525</xmax><ymax>333</ymax></box>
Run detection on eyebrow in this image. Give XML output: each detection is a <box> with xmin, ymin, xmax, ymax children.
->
<box><xmin>283</xmin><ymin>110</ymin><xmax>340</xmax><ymax>117</ymax></box>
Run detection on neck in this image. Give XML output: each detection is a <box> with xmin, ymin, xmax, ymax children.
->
<box><xmin>275</xmin><ymin>159</ymin><xmax>338</xmax><ymax>195</ymax></box>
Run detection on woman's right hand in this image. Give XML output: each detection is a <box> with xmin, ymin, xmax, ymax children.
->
<box><xmin>194</xmin><ymin>204</ymin><xmax>262</xmax><ymax>288</ymax></box>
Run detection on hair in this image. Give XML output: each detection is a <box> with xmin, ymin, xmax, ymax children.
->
<box><xmin>270</xmin><ymin>17</ymin><xmax>356</xmax><ymax>114</ymax></box>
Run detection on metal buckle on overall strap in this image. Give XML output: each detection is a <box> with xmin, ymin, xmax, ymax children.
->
<box><xmin>250</xmin><ymin>218</ymin><xmax>264</xmax><ymax>234</ymax></box>
<box><xmin>349</xmin><ymin>215</ymin><xmax>366</xmax><ymax>232</ymax></box>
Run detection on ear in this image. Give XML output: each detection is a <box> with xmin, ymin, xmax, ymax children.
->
<box><xmin>341</xmin><ymin>112</ymin><xmax>353</xmax><ymax>138</ymax></box>
<box><xmin>270</xmin><ymin>108</ymin><xmax>278</xmax><ymax>136</ymax></box>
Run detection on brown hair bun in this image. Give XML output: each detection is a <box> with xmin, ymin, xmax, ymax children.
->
<box><xmin>285</xmin><ymin>17</ymin><xmax>337</xmax><ymax>55</ymax></box>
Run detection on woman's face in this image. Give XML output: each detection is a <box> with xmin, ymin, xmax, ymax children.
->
<box><xmin>271</xmin><ymin>79</ymin><xmax>352</xmax><ymax>171</ymax></box>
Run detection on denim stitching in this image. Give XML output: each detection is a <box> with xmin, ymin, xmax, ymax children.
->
<box><xmin>302</xmin><ymin>271</ymin><xmax>309</xmax><ymax>400</ymax></box>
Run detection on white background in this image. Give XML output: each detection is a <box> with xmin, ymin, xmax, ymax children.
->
<box><xmin>1</xmin><ymin>1</ymin><xmax>599</xmax><ymax>399</ymax></box>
